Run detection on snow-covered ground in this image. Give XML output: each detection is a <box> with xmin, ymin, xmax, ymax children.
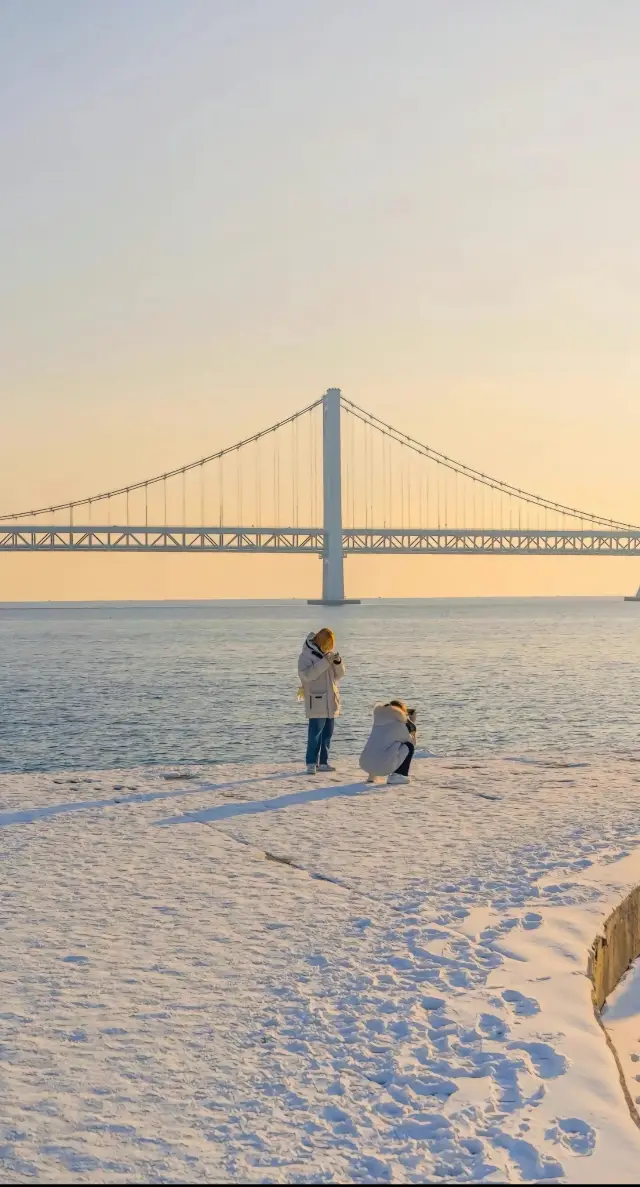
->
<box><xmin>3</xmin><ymin>754</ymin><xmax>640</xmax><ymax>1183</ymax></box>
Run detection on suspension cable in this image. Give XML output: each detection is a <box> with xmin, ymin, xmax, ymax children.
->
<box><xmin>1</xmin><ymin>398</ymin><xmax>324</xmax><ymax>521</ymax></box>
<box><xmin>340</xmin><ymin>396</ymin><xmax>639</xmax><ymax>531</ymax></box>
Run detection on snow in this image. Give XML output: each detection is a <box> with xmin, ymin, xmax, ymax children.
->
<box><xmin>3</xmin><ymin>754</ymin><xmax>640</xmax><ymax>1183</ymax></box>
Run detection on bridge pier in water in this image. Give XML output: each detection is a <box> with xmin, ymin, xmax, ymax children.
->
<box><xmin>308</xmin><ymin>387</ymin><xmax>360</xmax><ymax>607</ymax></box>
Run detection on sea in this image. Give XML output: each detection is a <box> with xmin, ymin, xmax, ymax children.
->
<box><xmin>0</xmin><ymin>598</ymin><xmax>638</xmax><ymax>774</ymax></box>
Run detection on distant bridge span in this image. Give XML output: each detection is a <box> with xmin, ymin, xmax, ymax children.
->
<box><xmin>2</xmin><ymin>526</ymin><xmax>640</xmax><ymax>556</ymax></box>
<box><xmin>2</xmin><ymin>389</ymin><xmax>639</xmax><ymax>602</ymax></box>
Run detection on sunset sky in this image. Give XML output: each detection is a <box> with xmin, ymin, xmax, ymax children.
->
<box><xmin>2</xmin><ymin>0</ymin><xmax>640</xmax><ymax>600</ymax></box>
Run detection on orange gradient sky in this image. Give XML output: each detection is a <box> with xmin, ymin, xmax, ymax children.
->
<box><xmin>2</xmin><ymin>0</ymin><xmax>640</xmax><ymax>600</ymax></box>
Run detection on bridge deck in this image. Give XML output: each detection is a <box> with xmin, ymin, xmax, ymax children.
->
<box><xmin>2</xmin><ymin>526</ymin><xmax>640</xmax><ymax>554</ymax></box>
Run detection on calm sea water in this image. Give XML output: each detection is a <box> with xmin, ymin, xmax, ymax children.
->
<box><xmin>0</xmin><ymin>598</ymin><xmax>638</xmax><ymax>774</ymax></box>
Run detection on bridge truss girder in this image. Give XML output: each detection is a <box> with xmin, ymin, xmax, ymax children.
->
<box><xmin>0</xmin><ymin>527</ymin><xmax>324</xmax><ymax>552</ymax></box>
<box><xmin>343</xmin><ymin>529</ymin><xmax>640</xmax><ymax>554</ymax></box>
<box><xmin>2</xmin><ymin>526</ymin><xmax>640</xmax><ymax>555</ymax></box>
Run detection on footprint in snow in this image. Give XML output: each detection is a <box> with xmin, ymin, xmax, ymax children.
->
<box><xmin>445</xmin><ymin>968</ymin><xmax>476</xmax><ymax>989</ymax></box>
<box><xmin>388</xmin><ymin>1019</ymin><xmax>410</xmax><ymax>1039</ymax></box>
<box><xmin>421</xmin><ymin>995</ymin><xmax>447</xmax><ymax>1012</ymax></box>
<box><xmin>522</xmin><ymin>912</ymin><xmax>543</xmax><ymax>930</ymax></box>
<box><xmin>403</xmin><ymin>1074</ymin><xmax>458</xmax><ymax>1099</ymax></box>
<box><xmin>488</xmin><ymin>1058</ymin><xmax>526</xmax><ymax>1113</ymax></box>
<box><xmin>349</xmin><ymin>1155</ymin><xmax>392</xmax><ymax>1183</ymax></box>
<box><xmin>393</xmin><ymin>1114</ymin><xmax>453</xmax><ymax>1140</ymax></box>
<box><xmin>322</xmin><ymin>1104</ymin><xmax>356</xmax><ymax>1133</ymax></box>
<box><xmin>546</xmin><ymin>1117</ymin><xmax>596</xmax><ymax>1156</ymax></box>
<box><xmin>479</xmin><ymin>1013</ymin><xmax>510</xmax><ymax>1040</ymax></box>
<box><xmin>490</xmin><ymin>1130</ymin><xmax>564</xmax><ymax>1180</ymax></box>
<box><xmin>508</xmin><ymin>1040</ymin><xmax>568</xmax><ymax>1079</ymax></box>
<box><xmin>502</xmin><ymin>989</ymin><xmax>540</xmax><ymax>1017</ymax></box>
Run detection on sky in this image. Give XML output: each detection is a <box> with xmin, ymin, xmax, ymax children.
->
<box><xmin>2</xmin><ymin>0</ymin><xmax>640</xmax><ymax>600</ymax></box>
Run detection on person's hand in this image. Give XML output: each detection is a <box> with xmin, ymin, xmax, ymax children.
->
<box><xmin>333</xmin><ymin>653</ymin><xmax>342</xmax><ymax>664</ymax></box>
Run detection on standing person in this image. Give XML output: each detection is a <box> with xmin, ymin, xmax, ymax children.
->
<box><xmin>298</xmin><ymin>627</ymin><xmax>345</xmax><ymax>774</ymax></box>
<box><xmin>359</xmin><ymin>699</ymin><xmax>417</xmax><ymax>785</ymax></box>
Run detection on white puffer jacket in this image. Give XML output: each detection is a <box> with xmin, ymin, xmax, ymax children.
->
<box><xmin>298</xmin><ymin>633</ymin><xmax>345</xmax><ymax>719</ymax></box>
<box><xmin>359</xmin><ymin>703</ymin><xmax>413</xmax><ymax>776</ymax></box>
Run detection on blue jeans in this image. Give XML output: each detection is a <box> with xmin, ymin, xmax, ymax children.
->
<box><xmin>306</xmin><ymin>717</ymin><xmax>335</xmax><ymax>766</ymax></box>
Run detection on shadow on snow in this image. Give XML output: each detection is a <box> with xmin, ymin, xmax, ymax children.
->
<box><xmin>0</xmin><ymin>770</ymin><xmax>299</xmax><ymax>828</ymax></box>
<box><xmin>155</xmin><ymin>781</ymin><xmax>371</xmax><ymax>827</ymax></box>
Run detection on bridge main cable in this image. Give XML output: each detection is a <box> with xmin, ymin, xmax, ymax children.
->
<box><xmin>0</xmin><ymin>398</ymin><xmax>324</xmax><ymax>522</ymax></box>
<box><xmin>340</xmin><ymin>395</ymin><xmax>640</xmax><ymax>532</ymax></box>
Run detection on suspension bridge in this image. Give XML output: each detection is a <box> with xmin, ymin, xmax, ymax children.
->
<box><xmin>2</xmin><ymin>388</ymin><xmax>640</xmax><ymax>604</ymax></box>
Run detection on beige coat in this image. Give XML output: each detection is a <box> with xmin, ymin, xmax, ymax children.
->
<box><xmin>298</xmin><ymin>633</ymin><xmax>345</xmax><ymax>719</ymax></box>
<box><xmin>359</xmin><ymin>703</ymin><xmax>413</xmax><ymax>776</ymax></box>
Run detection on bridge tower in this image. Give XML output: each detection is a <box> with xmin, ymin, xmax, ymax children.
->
<box><xmin>308</xmin><ymin>387</ymin><xmax>360</xmax><ymax>606</ymax></box>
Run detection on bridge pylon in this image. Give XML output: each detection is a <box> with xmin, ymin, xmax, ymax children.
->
<box><xmin>308</xmin><ymin>387</ymin><xmax>360</xmax><ymax>607</ymax></box>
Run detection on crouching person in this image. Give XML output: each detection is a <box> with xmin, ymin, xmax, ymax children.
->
<box><xmin>359</xmin><ymin>700</ymin><xmax>416</xmax><ymax>785</ymax></box>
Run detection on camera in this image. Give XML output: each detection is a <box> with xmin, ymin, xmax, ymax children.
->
<box><xmin>407</xmin><ymin>708</ymin><xmax>417</xmax><ymax>722</ymax></box>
